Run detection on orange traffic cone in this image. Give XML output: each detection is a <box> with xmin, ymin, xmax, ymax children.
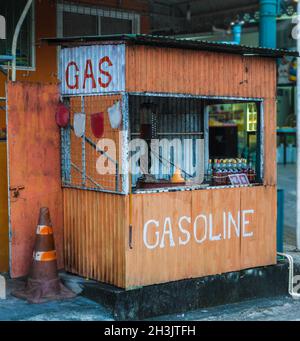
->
<box><xmin>12</xmin><ymin>207</ymin><xmax>76</xmax><ymax>304</ymax></box>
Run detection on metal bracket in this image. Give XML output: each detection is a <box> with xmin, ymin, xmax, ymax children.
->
<box><xmin>9</xmin><ymin>186</ymin><xmax>25</xmax><ymax>199</ymax></box>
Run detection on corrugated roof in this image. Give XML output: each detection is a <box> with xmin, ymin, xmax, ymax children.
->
<box><xmin>43</xmin><ymin>33</ymin><xmax>298</xmax><ymax>58</ymax></box>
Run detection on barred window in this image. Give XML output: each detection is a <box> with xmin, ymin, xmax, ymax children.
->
<box><xmin>57</xmin><ymin>1</ymin><xmax>140</xmax><ymax>38</ymax></box>
<box><xmin>0</xmin><ymin>0</ymin><xmax>35</xmax><ymax>68</ymax></box>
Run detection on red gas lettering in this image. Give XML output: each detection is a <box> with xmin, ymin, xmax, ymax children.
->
<box><xmin>65</xmin><ymin>61</ymin><xmax>79</xmax><ymax>90</ymax></box>
<box><xmin>83</xmin><ymin>59</ymin><xmax>97</xmax><ymax>89</ymax></box>
<box><xmin>99</xmin><ymin>56</ymin><xmax>113</xmax><ymax>88</ymax></box>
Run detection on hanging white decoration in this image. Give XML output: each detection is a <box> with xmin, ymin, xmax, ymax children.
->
<box><xmin>108</xmin><ymin>101</ymin><xmax>122</xmax><ymax>129</ymax></box>
<box><xmin>74</xmin><ymin>113</ymin><xmax>86</xmax><ymax>137</ymax></box>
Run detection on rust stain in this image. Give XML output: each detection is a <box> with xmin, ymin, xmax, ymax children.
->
<box><xmin>126</xmin><ymin>45</ymin><xmax>276</xmax><ymax>100</ymax></box>
<box><xmin>7</xmin><ymin>82</ymin><xmax>63</xmax><ymax>278</ymax></box>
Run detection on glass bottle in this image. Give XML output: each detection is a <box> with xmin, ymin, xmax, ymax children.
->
<box><xmin>213</xmin><ymin>159</ymin><xmax>219</xmax><ymax>185</ymax></box>
<box><xmin>247</xmin><ymin>160</ymin><xmax>256</xmax><ymax>183</ymax></box>
<box><xmin>207</xmin><ymin>159</ymin><xmax>213</xmax><ymax>183</ymax></box>
<box><xmin>222</xmin><ymin>159</ymin><xmax>228</xmax><ymax>185</ymax></box>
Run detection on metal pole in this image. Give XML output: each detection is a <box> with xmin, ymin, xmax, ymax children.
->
<box><xmin>259</xmin><ymin>0</ymin><xmax>278</xmax><ymax>48</ymax></box>
<box><xmin>11</xmin><ymin>0</ymin><xmax>33</xmax><ymax>82</ymax></box>
<box><xmin>232</xmin><ymin>23</ymin><xmax>242</xmax><ymax>45</ymax></box>
<box><xmin>296</xmin><ymin>2</ymin><xmax>300</xmax><ymax>250</ymax></box>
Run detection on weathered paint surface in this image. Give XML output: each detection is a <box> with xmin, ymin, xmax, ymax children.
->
<box><xmin>125</xmin><ymin>45</ymin><xmax>277</xmax><ymax>187</ymax></box>
<box><xmin>63</xmin><ymin>188</ymin><xmax>126</xmax><ymax>288</ymax></box>
<box><xmin>60</xmin><ymin>45</ymin><xmax>126</xmax><ymax>95</ymax></box>
<box><xmin>62</xmin><ymin>185</ymin><xmax>276</xmax><ymax>289</ymax></box>
<box><xmin>0</xmin><ymin>142</ymin><xmax>8</xmax><ymax>272</ymax></box>
<box><xmin>125</xmin><ymin>186</ymin><xmax>276</xmax><ymax>288</ymax></box>
<box><xmin>61</xmin><ymin>45</ymin><xmax>278</xmax><ymax>288</ymax></box>
<box><xmin>7</xmin><ymin>82</ymin><xmax>63</xmax><ymax>278</ymax></box>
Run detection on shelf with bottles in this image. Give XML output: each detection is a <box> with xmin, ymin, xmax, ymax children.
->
<box><xmin>246</xmin><ymin>103</ymin><xmax>257</xmax><ymax>132</ymax></box>
<box><xmin>206</xmin><ymin>158</ymin><xmax>256</xmax><ymax>187</ymax></box>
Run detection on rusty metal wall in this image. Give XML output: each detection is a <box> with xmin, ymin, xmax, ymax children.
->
<box><xmin>63</xmin><ymin>187</ymin><xmax>127</xmax><ymax>287</ymax></box>
<box><xmin>126</xmin><ymin>185</ymin><xmax>276</xmax><ymax>288</ymax></box>
<box><xmin>125</xmin><ymin>45</ymin><xmax>277</xmax><ymax>187</ymax></box>
<box><xmin>125</xmin><ymin>45</ymin><xmax>276</xmax><ymax>100</ymax></box>
<box><xmin>0</xmin><ymin>141</ymin><xmax>8</xmax><ymax>272</ymax></box>
<box><xmin>7</xmin><ymin>82</ymin><xmax>63</xmax><ymax>278</ymax></box>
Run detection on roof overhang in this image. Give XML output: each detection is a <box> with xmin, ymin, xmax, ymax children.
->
<box><xmin>42</xmin><ymin>34</ymin><xmax>299</xmax><ymax>58</ymax></box>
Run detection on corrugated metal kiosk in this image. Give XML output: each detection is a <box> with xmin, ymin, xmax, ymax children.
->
<box><xmin>54</xmin><ymin>34</ymin><xmax>297</xmax><ymax>289</ymax></box>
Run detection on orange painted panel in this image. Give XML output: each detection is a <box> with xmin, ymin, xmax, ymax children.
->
<box><xmin>0</xmin><ymin>142</ymin><xmax>8</xmax><ymax>272</ymax></box>
<box><xmin>7</xmin><ymin>82</ymin><xmax>63</xmax><ymax>278</ymax></box>
<box><xmin>62</xmin><ymin>185</ymin><xmax>276</xmax><ymax>289</ymax></box>
<box><xmin>125</xmin><ymin>186</ymin><xmax>276</xmax><ymax>288</ymax></box>
<box><xmin>126</xmin><ymin>45</ymin><xmax>277</xmax><ymax>186</ymax></box>
<box><xmin>240</xmin><ymin>186</ymin><xmax>277</xmax><ymax>268</ymax></box>
<box><xmin>63</xmin><ymin>188</ymin><xmax>127</xmax><ymax>288</ymax></box>
<box><xmin>126</xmin><ymin>45</ymin><xmax>277</xmax><ymax>100</ymax></box>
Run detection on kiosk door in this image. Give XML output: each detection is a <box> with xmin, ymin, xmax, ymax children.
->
<box><xmin>6</xmin><ymin>82</ymin><xmax>63</xmax><ymax>278</ymax></box>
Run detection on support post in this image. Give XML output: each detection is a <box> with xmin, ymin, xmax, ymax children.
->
<box><xmin>259</xmin><ymin>0</ymin><xmax>278</xmax><ymax>48</ymax></box>
<box><xmin>232</xmin><ymin>23</ymin><xmax>242</xmax><ymax>45</ymax></box>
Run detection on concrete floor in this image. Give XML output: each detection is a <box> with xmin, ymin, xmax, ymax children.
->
<box><xmin>0</xmin><ymin>275</ymin><xmax>113</xmax><ymax>321</ymax></box>
<box><xmin>151</xmin><ymin>295</ymin><xmax>300</xmax><ymax>321</ymax></box>
<box><xmin>1</xmin><ymin>276</ymin><xmax>300</xmax><ymax>321</ymax></box>
<box><xmin>0</xmin><ymin>164</ymin><xmax>299</xmax><ymax>321</ymax></box>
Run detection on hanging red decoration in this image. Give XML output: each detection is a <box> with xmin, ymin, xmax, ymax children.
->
<box><xmin>55</xmin><ymin>102</ymin><xmax>70</xmax><ymax>128</ymax></box>
<box><xmin>91</xmin><ymin>112</ymin><xmax>104</xmax><ymax>138</ymax></box>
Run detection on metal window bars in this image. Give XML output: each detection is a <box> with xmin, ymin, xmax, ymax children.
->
<box><xmin>61</xmin><ymin>94</ymin><xmax>122</xmax><ymax>194</ymax></box>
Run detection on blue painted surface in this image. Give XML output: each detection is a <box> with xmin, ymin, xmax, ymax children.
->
<box><xmin>0</xmin><ymin>55</ymin><xmax>13</xmax><ymax>62</ymax></box>
<box><xmin>259</xmin><ymin>0</ymin><xmax>278</xmax><ymax>48</ymax></box>
<box><xmin>277</xmin><ymin>189</ymin><xmax>284</xmax><ymax>253</ymax></box>
<box><xmin>232</xmin><ymin>23</ymin><xmax>242</xmax><ymax>45</ymax></box>
<box><xmin>277</xmin><ymin>128</ymin><xmax>297</xmax><ymax>134</ymax></box>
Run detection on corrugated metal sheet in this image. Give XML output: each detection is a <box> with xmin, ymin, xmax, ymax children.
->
<box><xmin>60</xmin><ymin>44</ymin><xmax>126</xmax><ymax>95</ymax></box>
<box><xmin>63</xmin><ymin>185</ymin><xmax>276</xmax><ymax>289</ymax></box>
<box><xmin>63</xmin><ymin>188</ymin><xmax>127</xmax><ymax>288</ymax></box>
<box><xmin>45</xmin><ymin>34</ymin><xmax>298</xmax><ymax>58</ymax></box>
<box><xmin>126</xmin><ymin>45</ymin><xmax>277</xmax><ymax>100</ymax></box>
<box><xmin>125</xmin><ymin>186</ymin><xmax>276</xmax><ymax>288</ymax></box>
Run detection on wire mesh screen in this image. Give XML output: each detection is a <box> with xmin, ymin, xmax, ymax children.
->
<box><xmin>62</xmin><ymin>94</ymin><xmax>123</xmax><ymax>193</ymax></box>
<box><xmin>129</xmin><ymin>95</ymin><xmax>205</xmax><ymax>189</ymax></box>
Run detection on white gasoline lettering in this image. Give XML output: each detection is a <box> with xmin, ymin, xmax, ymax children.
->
<box><xmin>143</xmin><ymin>210</ymin><xmax>254</xmax><ymax>250</ymax></box>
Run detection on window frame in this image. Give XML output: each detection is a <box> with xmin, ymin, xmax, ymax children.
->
<box><xmin>127</xmin><ymin>92</ymin><xmax>265</xmax><ymax>192</ymax></box>
<box><xmin>0</xmin><ymin>0</ymin><xmax>36</xmax><ymax>71</ymax></box>
<box><xmin>204</xmin><ymin>99</ymin><xmax>264</xmax><ymax>184</ymax></box>
<box><xmin>56</xmin><ymin>2</ymin><xmax>141</xmax><ymax>38</ymax></box>
<box><xmin>128</xmin><ymin>93</ymin><xmax>205</xmax><ymax>189</ymax></box>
